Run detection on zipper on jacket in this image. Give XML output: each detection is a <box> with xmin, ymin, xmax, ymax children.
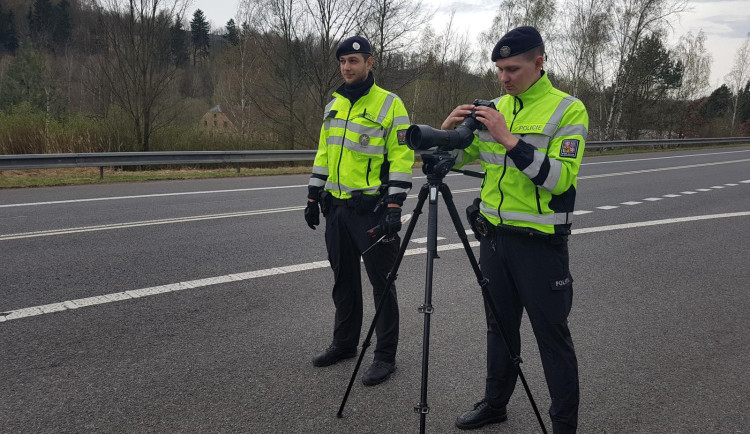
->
<box><xmin>335</xmin><ymin>103</ymin><xmax>354</xmax><ymax>196</ymax></box>
<box><xmin>497</xmin><ymin>96</ymin><xmax>523</xmax><ymax>223</ymax></box>
<box><xmin>365</xmin><ymin>158</ymin><xmax>372</xmax><ymax>186</ymax></box>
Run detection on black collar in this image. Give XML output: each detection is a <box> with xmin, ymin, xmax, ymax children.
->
<box><xmin>337</xmin><ymin>71</ymin><xmax>375</xmax><ymax>104</ymax></box>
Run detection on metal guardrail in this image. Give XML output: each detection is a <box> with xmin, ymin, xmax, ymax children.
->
<box><xmin>0</xmin><ymin>137</ymin><xmax>748</xmax><ymax>174</ymax></box>
<box><xmin>584</xmin><ymin>136</ymin><xmax>750</xmax><ymax>151</ymax></box>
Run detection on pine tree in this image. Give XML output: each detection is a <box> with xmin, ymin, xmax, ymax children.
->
<box><xmin>224</xmin><ymin>19</ymin><xmax>239</xmax><ymax>46</ymax></box>
<box><xmin>170</xmin><ymin>18</ymin><xmax>189</xmax><ymax>67</ymax></box>
<box><xmin>190</xmin><ymin>9</ymin><xmax>210</xmax><ymax>65</ymax></box>
<box><xmin>52</xmin><ymin>0</ymin><xmax>72</xmax><ymax>51</ymax></box>
<box><xmin>0</xmin><ymin>6</ymin><xmax>20</xmax><ymax>54</ymax></box>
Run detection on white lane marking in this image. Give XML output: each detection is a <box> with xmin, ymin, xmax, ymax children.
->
<box><xmin>711</xmin><ymin>186</ymin><xmax>725</xmax><ymax>189</ymax></box>
<box><xmin>411</xmin><ymin>237</ymin><xmax>445</xmax><ymax>244</ymax></box>
<box><xmin>3</xmin><ymin>157</ymin><xmax>748</xmax><ymax>209</ymax></box>
<box><xmin>578</xmin><ymin>158</ymin><xmax>750</xmax><ymax>180</ymax></box>
<box><xmin>725</xmin><ymin>183</ymin><xmax>739</xmax><ymax>186</ymax></box>
<box><xmin>573</xmin><ymin>210</ymin><xmax>593</xmax><ymax>215</ymax></box>
<box><xmin>0</xmin><ymin>206</ymin><xmax>303</xmax><ymax>241</ymax></box>
<box><xmin>0</xmin><ymin>185</ymin><xmax>309</xmax><ymax>208</ymax></box>
<box><xmin>681</xmin><ymin>191</ymin><xmax>697</xmax><ymax>194</ymax></box>
<box><xmin>644</xmin><ymin>197</ymin><xmax>663</xmax><ymax>201</ymax></box>
<box><xmin>581</xmin><ymin>149</ymin><xmax>750</xmax><ymax>165</ymax></box>
<box><xmin>597</xmin><ymin>205</ymin><xmax>619</xmax><ymax>210</ymax></box>
<box><xmin>741</xmin><ymin>180</ymin><xmax>750</xmax><ymax>183</ymax></box>
<box><xmin>696</xmin><ymin>188</ymin><xmax>712</xmax><ymax>192</ymax></box>
<box><xmin>663</xmin><ymin>194</ymin><xmax>681</xmax><ymax>198</ymax></box>
<box><xmin>621</xmin><ymin>201</ymin><xmax>642</xmax><ymax>205</ymax></box>
<box><xmin>572</xmin><ymin>212</ymin><xmax>750</xmax><ymax>234</ymax></box>
<box><xmin>2</xmin><ymin>211</ymin><xmax>749</xmax><ymax>323</ymax></box>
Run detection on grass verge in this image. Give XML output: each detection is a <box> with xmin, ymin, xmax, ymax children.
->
<box><xmin>0</xmin><ymin>166</ymin><xmax>314</xmax><ymax>188</ymax></box>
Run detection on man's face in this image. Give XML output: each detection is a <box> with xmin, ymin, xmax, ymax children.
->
<box><xmin>495</xmin><ymin>54</ymin><xmax>543</xmax><ymax>96</ymax></box>
<box><xmin>339</xmin><ymin>53</ymin><xmax>373</xmax><ymax>85</ymax></box>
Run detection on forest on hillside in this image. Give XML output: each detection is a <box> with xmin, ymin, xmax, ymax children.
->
<box><xmin>0</xmin><ymin>0</ymin><xmax>749</xmax><ymax>155</ymax></box>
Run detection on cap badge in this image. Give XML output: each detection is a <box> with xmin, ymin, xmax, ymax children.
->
<box><xmin>359</xmin><ymin>134</ymin><xmax>370</xmax><ymax>147</ymax></box>
<box><xmin>499</xmin><ymin>45</ymin><xmax>511</xmax><ymax>58</ymax></box>
<box><xmin>353</xmin><ymin>42</ymin><xmax>361</xmax><ymax>50</ymax></box>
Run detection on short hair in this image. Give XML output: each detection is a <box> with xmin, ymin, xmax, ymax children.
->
<box><xmin>522</xmin><ymin>44</ymin><xmax>545</xmax><ymax>61</ymax></box>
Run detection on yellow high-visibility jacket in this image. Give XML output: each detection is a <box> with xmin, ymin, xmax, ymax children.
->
<box><xmin>309</xmin><ymin>82</ymin><xmax>414</xmax><ymax>204</ymax></box>
<box><xmin>455</xmin><ymin>72</ymin><xmax>589</xmax><ymax>235</ymax></box>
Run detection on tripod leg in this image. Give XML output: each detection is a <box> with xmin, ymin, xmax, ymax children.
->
<box><xmin>416</xmin><ymin>183</ymin><xmax>441</xmax><ymax>434</ymax></box>
<box><xmin>337</xmin><ymin>183</ymin><xmax>428</xmax><ymax>418</ymax></box>
<box><xmin>439</xmin><ymin>184</ymin><xmax>549</xmax><ymax>434</ymax></box>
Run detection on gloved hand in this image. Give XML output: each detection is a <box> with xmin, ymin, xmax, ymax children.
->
<box><xmin>368</xmin><ymin>206</ymin><xmax>402</xmax><ymax>239</ymax></box>
<box><xmin>305</xmin><ymin>200</ymin><xmax>320</xmax><ymax>230</ymax></box>
<box><xmin>383</xmin><ymin>206</ymin><xmax>402</xmax><ymax>235</ymax></box>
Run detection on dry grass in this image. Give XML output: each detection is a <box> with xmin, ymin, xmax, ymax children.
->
<box><xmin>0</xmin><ymin>166</ymin><xmax>314</xmax><ymax>189</ymax></box>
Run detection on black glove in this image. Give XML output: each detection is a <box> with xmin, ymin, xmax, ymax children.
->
<box><xmin>304</xmin><ymin>201</ymin><xmax>320</xmax><ymax>230</ymax></box>
<box><xmin>368</xmin><ymin>206</ymin><xmax>402</xmax><ymax>239</ymax></box>
<box><xmin>383</xmin><ymin>207</ymin><xmax>402</xmax><ymax>235</ymax></box>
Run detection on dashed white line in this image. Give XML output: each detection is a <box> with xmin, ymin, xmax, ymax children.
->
<box><xmin>663</xmin><ymin>194</ymin><xmax>681</xmax><ymax>198</ymax></box>
<box><xmin>644</xmin><ymin>198</ymin><xmax>663</xmax><ymax>201</ymax></box>
<box><xmin>681</xmin><ymin>191</ymin><xmax>697</xmax><ymax>194</ymax></box>
<box><xmin>573</xmin><ymin>210</ymin><xmax>593</xmax><ymax>215</ymax></box>
<box><xmin>621</xmin><ymin>201</ymin><xmax>642</xmax><ymax>205</ymax></box>
<box><xmin>3</xmin><ymin>211</ymin><xmax>749</xmax><ymax>323</ymax></box>
<box><xmin>597</xmin><ymin>206</ymin><xmax>619</xmax><ymax>210</ymax></box>
<box><xmin>696</xmin><ymin>188</ymin><xmax>712</xmax><ymax>192</ymax></box>
<box><xmin>711</xmin><ymin>186</ymin><xmax>725</xmax><ymax>189</ymax></box>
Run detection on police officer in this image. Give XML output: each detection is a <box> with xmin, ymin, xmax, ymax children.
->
<box><xmin>305</xmin><ymin>36</ymin><xmax>414</xmax><ymax>386</ymax></box>
<box><xmin>443</xmin><ymin>27</ymin><xmax>587</xmax><ymax>432</ymax></box>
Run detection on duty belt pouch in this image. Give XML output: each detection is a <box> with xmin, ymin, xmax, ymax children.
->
<box><xmin>465</xmin><ymin>198</ymin><xmax>484</xmax><ymax>240</ymax></box>
<box><xmin>319</xmin><ymin>191</ymin><xmax>331</xmax><ymax>217</ymax></box>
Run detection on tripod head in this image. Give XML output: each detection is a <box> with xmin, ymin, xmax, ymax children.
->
<box><xmin>421</xmin><ymin>151</ymin><xmax>456</xmax><ymax>183</ymax></box>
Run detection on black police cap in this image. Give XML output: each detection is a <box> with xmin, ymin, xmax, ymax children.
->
<box><xmin>491</xmin><ymin>26</ymin><xmax>544</xmax><ymax>61</ymax></box>
<box><xmin>336</xmin><ymin>36</ymin><xmax>372</xmax><ymax>59</ymax></box>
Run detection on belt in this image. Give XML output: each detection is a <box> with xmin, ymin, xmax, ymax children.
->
<box><xmin>331</xmin><ymin>197</ymin><xmax>358</xmax><ymax>208</ymax></box>
<box><xmin>476</xmin><ymin>215</ymin><xmax>568</xmax><ymax>244</ymax></box>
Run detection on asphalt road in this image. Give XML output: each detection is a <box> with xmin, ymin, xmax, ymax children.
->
<box><xmin>1</xmin><ymin>147</ymin><xmax>749</xmax><ymax>433</ymax></box>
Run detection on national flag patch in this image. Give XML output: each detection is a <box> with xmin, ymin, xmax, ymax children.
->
<box><xmin>560</xmin><ymin>139</ymin><xmax>579</xmax><ymax>158</ymax></box>
<box><xmin>397</xmin><ymin>129</ymin><xmax>407</xmax><ymax>145</ymax></box>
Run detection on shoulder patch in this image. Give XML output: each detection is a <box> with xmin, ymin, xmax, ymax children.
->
<box><xmin>397</xmin><ymin>129</ymin><xmax>407</xmax><ymax>145</ymax></box>
<box><xmin>560</xmin><ymin>139</ymin><xmax>579</xmax><ymax>158</ymax></box>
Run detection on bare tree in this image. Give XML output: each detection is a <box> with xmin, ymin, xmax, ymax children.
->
<box><xmin>726</xmin><ymin>33</ymin><xmax>750</xmax><ymax>134</ymax></box>
<box><xmin>91</xmin><ymin>0</ymin><xmax>188</xmax><ymax>151</ymax></box>
<box><xmin>299</xmin><ymin>0</ymin><xmax>369</xmax><ymax>111</ymax></box>
<box><xmin>214</xmin><ymin>7</ymin><xmax>264</xmax><ymax>138</ymax></box>
<box><xmin>674</xmin><ymin>30</ymin><xmax>711</xmax><ymax>101</ymax></box>
<box><xmin>360</xmin><ymin>0</ymin><xmax>430</xmax><ymax>89</ymax></box>
<box><xmin>556</xmin><ymin>0</ymin><xmax>611</xmax><ymax>97</ymax></box>
<box><xmin>478</xmin><ymin>0</ymin><xmax>556</xmax><ymax>68</ymax></box>
<box><xmin>602</xmin><ymin>0</ymin><xmax>688</xmax><ymax>140</ymax></box>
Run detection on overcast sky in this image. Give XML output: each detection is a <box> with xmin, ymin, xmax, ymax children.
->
<box><xmin>190</xmin><ymin>0</ymin><xmax>750</xmax><ymax>92</ymax></box>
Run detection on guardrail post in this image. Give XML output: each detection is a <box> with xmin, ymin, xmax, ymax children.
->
<box><xmin>99</xmin><ymin>167</ymin><xmax>104</xmax><ymax>180</ymax></box>
<box><xmin>236</xmin><ymin>163</ymin><xmax>240</xmax><ymax>174</ymax></box>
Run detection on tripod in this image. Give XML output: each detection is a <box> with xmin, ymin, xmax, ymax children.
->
<box><xmin>336</xmin><ymin>151</ymin><xmax>548</xmax><ymax>433</ymax></box>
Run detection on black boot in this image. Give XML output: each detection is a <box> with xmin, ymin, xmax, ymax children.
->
<box><xmin>455</xmin><ymin>400</ymin><xmax>508</xmax><ymax>430</ymax></box>
<box><xmin>361</xmin><ymin>360</ymin><xmax>396</xmax><ymax>386</ymax></box>
<box><xmin>312</xmin><ymin>345</ymin><xmax>356</xmax><ymax>367</ymax></box>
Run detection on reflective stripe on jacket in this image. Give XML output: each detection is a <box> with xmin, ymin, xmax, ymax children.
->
<box><xmin>309</xmin><ymin>83</ymin><xmax>414</xmax><ymax>201</ymax></box>
<box><xmin>455</xmin><ymin>72</ymin><xmax>589</xmax><ymax>234</ymax></box>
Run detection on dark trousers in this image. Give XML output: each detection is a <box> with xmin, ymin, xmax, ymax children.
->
<box><xmin>324</xmin><ymin>204</ymin><xmax>400</xmax><ymax>363</ymax></box>
<box><xmin>480</xmin><ymin>231</ymin><xmax>579</xmax><ymax>433</ymax></box>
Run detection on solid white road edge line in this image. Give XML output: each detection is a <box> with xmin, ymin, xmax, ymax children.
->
<box><xmin>2</xmin><ymin>211</ymin><xmax>749</xmax><ymax>323</ymax></box>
